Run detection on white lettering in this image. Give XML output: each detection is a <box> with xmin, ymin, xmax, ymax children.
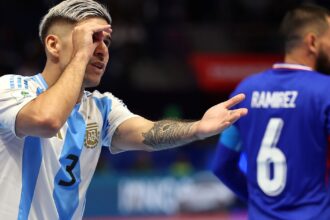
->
<box><xmin>250</xmin><ymin>91</ymin><xmax>298</xmax><ymax>109</ymax></box>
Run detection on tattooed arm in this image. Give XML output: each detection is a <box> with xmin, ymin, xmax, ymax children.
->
<box><xmin>111</xmin><ymin>117</ymin><xmax>197</xmax><ymax>152</ymax></box>
<box><xmin>111</xmin><ymin>94</ymin><xmax>248</xmax><ymax>153</ymax></box>
<box><xmin>142</xmin><ymin>120</ymin><xmax>197</xmax><ymax>151</ymax></box>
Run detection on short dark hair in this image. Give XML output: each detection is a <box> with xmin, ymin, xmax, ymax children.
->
<box><xmin>280</xmin><ymin>4</ymin><xmax>330</xmax><ymax>53</ymax></box>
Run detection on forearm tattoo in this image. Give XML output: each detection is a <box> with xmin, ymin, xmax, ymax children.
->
<box><xmin>142</xmin><ymin>120</ymin><xmax>195</xmax><ymax>151</ymax></box>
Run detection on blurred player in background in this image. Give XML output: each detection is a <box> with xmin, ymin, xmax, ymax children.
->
<box><xmin>211</xmin><ymin>3</ymin><xmax>330</xmax><ymax>220</ymax></box>
<box><xmin>0</xmin><ymin>0</ymin><xmax>247</xmax><ymax>219</ymax></box>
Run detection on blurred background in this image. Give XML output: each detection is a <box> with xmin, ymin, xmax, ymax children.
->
<box><xmin>1</xmin><ymin>0</ymin><xmax>329</xmax><ymax>219</ymax></box>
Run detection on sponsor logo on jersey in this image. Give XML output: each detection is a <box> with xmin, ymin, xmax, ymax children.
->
<box><xmin>84</xmin><ymin>122</ymin><xmax>100</xmax><ymax>148</ymax></box>
<box><xmin>10</xmin><ymin>89</ymin><xmax>32</xmax><ymax>102</ymax></box>
<box><xmin>251</xmin><ymin>91</ymin><xmax>298</xmax><ymax>109</ymax></box>
<box><xmin>21</xmin><ymin>91</ymin><xmax>30</xmax><ymax>98</ymax></box>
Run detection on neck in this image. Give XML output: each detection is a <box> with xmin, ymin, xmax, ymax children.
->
<box><xmin>41</xmin><ymin>60</ymin><xmax>84</xmax><ymax>103</ymax></box>
<box><xmin>41</xmin><ymin>61</ymin><xmax>61</xmax><ymax>87</ymax></box>
<box><xmin>284</xmin><ymin>48</ymin><xmax>316</xmax><ymax>70</ymax></box>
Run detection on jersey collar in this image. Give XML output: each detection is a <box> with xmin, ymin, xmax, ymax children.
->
<box><xmin>272</xmin><ymin>63</ymin><xmax>313</xmax><ymax>71</ymax></box>
<box><xmin>34</xmin><ymin>73</ymin><xmax>49</xmax><ymax>90</ymax></box>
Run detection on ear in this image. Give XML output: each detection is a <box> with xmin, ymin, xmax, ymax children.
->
<box><xmin>45</xmin><ymin>35</ymin><xmax>60</xmax><ymax>59</ymax></box>
<box><xmin>305</xmin><ymin>32</ymin><xmax>319</xmax><ymax>54</ymax></box>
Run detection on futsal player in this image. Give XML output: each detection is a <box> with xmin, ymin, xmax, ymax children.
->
<box><xmin>0</xmin><ymin>0</ymin><xmax>247</xmax><ymax>219</ymax></box>
<box><xmin>211</xmin><ymin>4</ymin><xmax>330</xmax><ymax>220</ymax></box>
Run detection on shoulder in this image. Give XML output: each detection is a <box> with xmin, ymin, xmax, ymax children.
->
<box><xmin>0</xmin><ymin>74</ymin><xmax>21</xmax><ymax>89</ymax></box>
<box><xmin>240</xmin><ymin>70</ymin><xmax>270</xmax><ymax>85</ymax></box>
<box><xmin>87</xmin><ymin>90</ymin><xmax>116</xmax><ymax>99</ymax></box>
<box><xmin>0</xmin><ymin>74</ymin><xmax>40</xmax><ymax>90</ymax></box>
<box><xmin>87</xmin><ymin>90</ymin><xmax>128</xmax><ymax>108</ymax></box>
<box><xmin>232</xmin><ymin>70</ymin><xmax>269</xmax><ymax>94</ymax></box>
<box><xmin>88</xmin><ymin>90</ymin><xmax>122</xmax><ymax>102</ymax></box>
<box><xmin>310</xmin><ymin>71</ymin><xmax>330</xmax><ymax>82</ymax></box>
<box><xmin>302</xmin><ymin>71</ymin><xmax>330</xmax><ymax>91</ymax></box>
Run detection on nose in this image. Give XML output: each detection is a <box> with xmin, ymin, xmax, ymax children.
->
<box><xmin>94</xmin><ymin>42</ymin><xmax>108</xmax><ymax>61</ymax></box>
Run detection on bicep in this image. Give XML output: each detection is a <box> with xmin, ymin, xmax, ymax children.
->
<box><xmin>15</xmin><ymin>100</ymin><xmax>45</xmax><ymax>137</ymax></box>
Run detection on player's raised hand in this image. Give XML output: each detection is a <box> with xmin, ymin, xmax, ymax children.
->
<box><xmin>71</xmin><ymin>20</ymin><xmax>112</xmax><ymax>60</ymax></box>
<box><xmin>193</xmin><ymin>94</ymin><xmax>248</xmax><ymax>140</ymax></box>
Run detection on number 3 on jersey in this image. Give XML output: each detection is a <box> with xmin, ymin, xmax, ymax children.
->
<box><xmin>257</xmin><ymin>118</ymin><xmax>287</xmax><ymax>196</ymax></box>
<box><xmin>59</xmin><ymin>154</ymin><xmax>79</xmax><ymax>187</ymax></box>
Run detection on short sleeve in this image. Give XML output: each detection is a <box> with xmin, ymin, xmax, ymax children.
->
<box><xmin>0</xmin><ymin>75</ymin><xmax>38</xmax><ymax>136</ymax></box>
<box><xmin>107</xmin><ymin>94</ymin><xmax>138</xmax><ymax>149</ymax></box>
<box><xmin>92</xmin><ymin>91</ymin><xmax>138</xmax><ymax>150</ymax></box>
<box><xmin>219</xmin><ymin>125</ymin><xmax>242</xmax><ymax>152</ymax></box>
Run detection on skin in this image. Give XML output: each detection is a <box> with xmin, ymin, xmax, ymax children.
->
<box><xmin>15</xmin><ymin>17</ymin><xmax>248</xmax><ymax>152</ymax></box>
<box><xmin>15</xmin><ymin>18</ymin><xmax>112</xmax><ymax>138</ymax></box>
<box><xmin>285</xmin><ymin>16</ymin><xmax>330</xmax><ymax>74</ymax></box>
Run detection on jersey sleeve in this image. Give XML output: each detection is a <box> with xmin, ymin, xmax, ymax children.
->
<box><xmin>97</xmin><ymin>92</ymin><xmax>138</xmax><ymax>152</ymax></box>
<box><xmin>0</xmin><ymin>75</ymin><xmax>38</xmax><ymax>136</ymax></box>
<box><xmin>219</xmin><ymin>125</ymin><xmax>242</xmax><ymax>152</ymax></box>
<box><xmin>211</xmin><ymin>125</ymin><xmax>248</xmax><ymax>201</ymax></box>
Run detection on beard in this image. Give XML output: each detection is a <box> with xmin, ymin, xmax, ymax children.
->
<box><xmin>315</xmin><ymin>49</ymin><xmax>330</xmax><ymax>75</ymax></box>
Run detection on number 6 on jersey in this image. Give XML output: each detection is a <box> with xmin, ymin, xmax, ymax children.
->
<box><xmin>257</xmin><ymin>118</ymin><xmax>287</xmax><ymax>196</ymax></box>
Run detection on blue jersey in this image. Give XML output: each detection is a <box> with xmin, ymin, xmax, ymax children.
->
<box><xmin>223</xmin><ymin>63</ymin><xmax>330</xmax><ymax>220</ymax></box>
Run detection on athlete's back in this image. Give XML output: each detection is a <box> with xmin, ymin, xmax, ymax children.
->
<box><xmin>234</xmin><ymin>64</ymin><xmax>330</xmax><ymax>219</ymax></box>
<box><xmin>211</xmin><ymin>4</ymin><xmax>330</xmax><ymax>220</ymax></box>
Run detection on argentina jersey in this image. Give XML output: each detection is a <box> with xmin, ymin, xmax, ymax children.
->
<box><xmin>0</xmin><ymin>74</ymin><xmax>137</xmax><ymax>219</ymax></box>
<box><xmin>227</xmin><ymin>64</ymin><xmax>330</xmax><ymax>220</ymax></box>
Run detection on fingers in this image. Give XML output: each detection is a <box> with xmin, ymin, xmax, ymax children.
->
<box><xmin>222</xmin><ymin>93</ymin><xmax>245</xmax><ymax>109</ymax></box>
<box><xmin>231</xmin><ymin>108</ymin><xmax>248</xmax><ymax>117</ymax></box>
<box><xmin>227</xmin><ymin>108</ymin><xmax>248</xmax><ymax>124</ymax></box>
<box><xmin>91</xmin><ymin>24</ymin><xmax>112</xmax><ymax>34</ymax></box>
<box><xmin>92</xmin><ymin>25</ymin><xmax>112</xmax><ymax>42</ymax></box>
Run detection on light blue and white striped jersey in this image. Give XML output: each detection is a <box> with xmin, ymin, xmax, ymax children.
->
<box><xmin>0</xmin><ymin>73</ymin><xmax>137</xmax><ymax>220</ymax></box>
